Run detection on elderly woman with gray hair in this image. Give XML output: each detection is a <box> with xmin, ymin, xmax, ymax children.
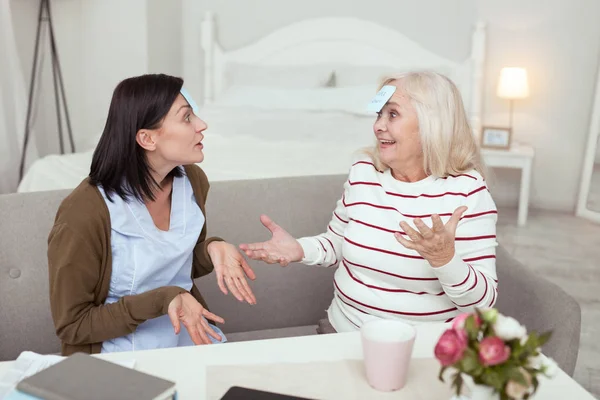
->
<box><xmin>240</xmin><ymin>71</ymin><xmax>498</xmax><ymax>333</ymax></box>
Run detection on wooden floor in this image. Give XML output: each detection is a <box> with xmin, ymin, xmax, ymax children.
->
<box><xmin>496</xmin><ymin>207</ymin><xmax>600</xmax><ymax>398</ymax></box>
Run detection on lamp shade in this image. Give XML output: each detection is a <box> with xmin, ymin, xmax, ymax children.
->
<box><xmin>496</xmin><ymin>67</ymin><xmax>529</xmax><ymax>99</ymax></box>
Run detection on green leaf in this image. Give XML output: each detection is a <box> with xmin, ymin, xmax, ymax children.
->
<box><xmin>452</xmin><ymin>372</ymin><xmax>464</xmax><ymax>396</ymax></box>
<box><xmin>438</xmin><ymin>366</ymin><xmax>448</xmax><ymax>382</ymax></box>
<box><xmin>532</xmin><ymin>376</ymin><xmax>539</xmax><ymax>392</ymax></box>
<box><xmin>537</xmin><ymin>331</ymin><xmax>553</xmax><ymax>347</ymax></box>
<box><xmin>507</xmin><ymin>368</ymin><xmax>528</xmax><ymax>386</ymax></box>
<box><xmin>472</xmin><ymin>365</ymin><xmax>484</xmax><ymax>377</ymax></box>
<box><xmin>480</xmin><ymin>370</ymin><xmax>505</xmax><ymax>391</ymax></box>
<box><xmin>461</xmin><ymin>348</ymin><xmax>480</xmax><ymax>374</ymax></box>
<box><xmin>465</xmin><ymin>315</ymin><xmax>479</xmax><ymax>340</ymax></box>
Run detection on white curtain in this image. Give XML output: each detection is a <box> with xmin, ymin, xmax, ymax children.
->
<box><xmin>0</xmin><ymin>0</ymin><xmax>38</xmax><ymax>194</ymax></box>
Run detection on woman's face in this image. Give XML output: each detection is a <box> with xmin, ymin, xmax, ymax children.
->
<box><xmin>143</xmin><ymin>94</ymin><xmax>207</xmax><ymax>166</ymax></box>
<box><xmin>372</xmin><ymin>83</ymin><xmax>422</xmax><ymax>170</ymax></box>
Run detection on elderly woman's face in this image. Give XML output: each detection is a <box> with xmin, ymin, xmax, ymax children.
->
<box><xmin>151</xmin><ymin>94</ymin><xmax>207</xmax><ymax>165</ymax></box>
<box><xmin>373</xmin><ymin>85</ymin><xmax>421</xmax><ymax>169</ymax></box>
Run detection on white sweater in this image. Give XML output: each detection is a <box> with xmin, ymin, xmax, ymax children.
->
<box><xmin>298</xmin><ymin>157</ymin><xmax>498</xmax><ymax>332</ymax></box>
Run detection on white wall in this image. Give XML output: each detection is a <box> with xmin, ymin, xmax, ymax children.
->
<box><xmin>8</xmin><ymin>0</ymin><xmax>600</xmax><ymax>212</ymax></box>
<box><xmin>180</xmin><ymin>0</ymin><xmax>600</xmax><ymax>212</ymax></box>
<box><xmin>147</xmin><ymin>0</ymin><xmax>181</xmax><ymax>76</ymax></box>
<box><xmin>476</xmin><ymin>0</ymin><xmax>600</xmax><ymax>211</ymax></box>
<box><xmin>181</xmin><ymin>0</ymin><xmax>476</xmax><ymax>96</ymax></box>
<box><xmin>10</xmin><ymin>0</ymin><xmax>148</xmax><ymax>155</ymax></box>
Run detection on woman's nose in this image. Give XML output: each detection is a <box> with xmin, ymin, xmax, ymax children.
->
<box><xmin>195</xmin><ymin>117</ymin><xmax>207</xmax><ymax>132</ymax></box>
<box><xmin>373</xmin><ymin>118</ymin><xmax>386</xmax><ymax>133</ymax></box>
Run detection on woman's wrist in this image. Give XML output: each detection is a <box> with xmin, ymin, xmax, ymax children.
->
<box><xmin>427</xmin><ymin>249</ymin><xmax>455</xmax><ymax>268</ymax></box>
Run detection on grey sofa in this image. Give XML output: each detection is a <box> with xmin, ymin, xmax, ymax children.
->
<box><xmin>0</xmin><ymin>174</ymin><xmax>581</xmax><ymax>376</ymax></box>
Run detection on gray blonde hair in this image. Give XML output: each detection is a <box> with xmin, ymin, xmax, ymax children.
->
<box><xmin>363</xmin><ymin>70</ymin><xmax>487</xmax><ymax>179</ymax></box>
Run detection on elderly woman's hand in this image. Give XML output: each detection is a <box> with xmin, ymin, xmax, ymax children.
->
<box><xmin>238</xmin><ymin>215</ymin><xmax>304</xmax><ymax>267</ymax></box>
<box><xmin>207</xmin><ymin>241</ymin><xmax>257</xmax><ymax>304</ymax></box>
<box><xmin>168</xmin><ymin>292</ymin><xmax>225</xmax><ymax>345</ymax></box>
<box><xmin>394</xmin><ymin>206</ymin><xmax>468</xmax><ymax>268</ymax></box>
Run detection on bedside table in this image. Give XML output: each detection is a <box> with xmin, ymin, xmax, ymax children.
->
<box><xmin>481</xmin><ymin>143</ymin><xmax>535</xmax><ymax>226</ymax></box>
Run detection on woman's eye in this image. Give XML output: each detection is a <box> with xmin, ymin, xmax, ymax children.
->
<box><xmin>376</xmin><ymin>111</ymin><xmax>382</xmax><ymax>118</ymax></box>
<box><xmin>390</xmin><ymin>112</ymin><xmax>398</xmax><ymax>118</ymax></box>
<box><xmin>185</xmin><ymin>114</ymin><xmax>191</xmax><ymax>122</ymax></box>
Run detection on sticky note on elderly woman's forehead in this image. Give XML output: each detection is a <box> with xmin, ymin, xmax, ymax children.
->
<box><xmin>180</xmin><ymin>87</ymin><xmax>199</xmax><ymax>114</ymax></box>
<box><xmin>367</xmin><ymin>85</ymin><xmax>396</xmax><ymax>113</ymax></box>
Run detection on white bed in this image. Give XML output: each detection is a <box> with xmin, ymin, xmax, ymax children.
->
<box><xmin>17</xmin><ymin>13</ymin><xmax>486</xmax><ymax>193</ymax></box>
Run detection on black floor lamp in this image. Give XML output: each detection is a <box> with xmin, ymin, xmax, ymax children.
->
<box><xmin>18</xmin><ymin>0</ymin><xmax>76</xmax><ymax>182</ymax></box>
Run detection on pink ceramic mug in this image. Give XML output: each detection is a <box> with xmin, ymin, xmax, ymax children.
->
<box><xmin>361</xmin><ymin>319</ymin><xmax>417</xmax><ymax>392</ymax></box>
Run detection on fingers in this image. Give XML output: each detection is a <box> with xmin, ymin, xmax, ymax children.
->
<box><xmin>235</xmin><ymin>276</ymin><xmax>257</xmax><ymax>304</ymax></box>
<box><xmin>240</xmin><ymin>257</ymin><xmax>256</xmax><ymax>280</ymax></box>
<box><xmin>225</xmin><ymin>275</ymin><xmax>245</xmax><ymax>302</ymax></box>
<box><xmin>216</xmin><ymin>271</ymin><xmax>228</xmax><ymax>295</ymax></box>
<box><xmin>394</xmin><ymin>232</ymin><xmax>424</xmax><ymax>252</ymax></box>
<box><xmin>239</xmin><ymin>242</ymin><xmax>266</xmax><ymax>252</ymax></box>
<box><xmin>186</xmin><ymin>325</ymin><xmax>206</xmax><ymax>345</ymax></box>
<box><xmin>431</xmin><ymin>214</ymin><xmax>445</xmax><ymax>232</ymax></box>
<box><xmin>399</xmin><ymin>221</ymin><xmax>423</xmax><ymax>242</ymax></box>
<box><xmin>260</xmin><ymin>214</ymin><xmax>280</xmax><ymax>233</ymax></box>
<box><xmin>413</xmin><ymin>218</ymin><xmax>434</xmax><ymax>239</ymax></box>
<box><xmin>242</xmin><ymin>249</ymin><xmax>280</xmax><ymax>264</ymax></box>
<box><xmin>202</xmin><ymin>308</ymin><xmax>225</xmax><ymax>324</ymax></box>
<box><xmin>201</xmin><ymin>318</ymin><xmax>223</xmax><ymax>342</ymax></box>
<box><xmin>447</xmin><ymin>206</ymin><xmax>468</xmax><ymax>234</ymax></box>
<box><xmin>168</xmin><ymin>308</ymin><xmax>181</xmax><ymax>335</ymax></box>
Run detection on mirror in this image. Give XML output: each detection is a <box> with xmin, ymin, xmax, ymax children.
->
<box><xmin>576</xmin><ymin>60</ymin><xmax>600</xmax><ymax>223</ymax></box>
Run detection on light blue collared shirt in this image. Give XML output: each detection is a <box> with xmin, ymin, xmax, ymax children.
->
<box><xmin>99</xmin><ymin>169</ymin><xmax>226</xmax><ymax>353</ymax></box>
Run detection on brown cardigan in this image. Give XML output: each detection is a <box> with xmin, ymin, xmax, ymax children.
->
<box><xmin>47</xmin><ymin>165</ymin><xmax>223</xmax><ymax>356</ymax></box>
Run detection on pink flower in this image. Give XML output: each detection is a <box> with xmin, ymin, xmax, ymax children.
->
<box><xmin>452</xmin><ymin>313</ymin><xmax>481</xmax><ymax>331</ymax></box>
<box><xmin>479</xmin><ymin>336</ymin><xmax>511</xmax><ymax>366</ymax></box>
<box><xmin>435</xmin><ymin>329</ymin><xmax>468</xmax><ymax>366</ymax></box>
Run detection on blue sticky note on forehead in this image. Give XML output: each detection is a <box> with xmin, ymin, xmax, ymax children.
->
<box><xmin>367</xmin><ymin>85</ymin><xmax>396</xmax><ymax>112</ymax></box>
<box><xmin>180</xmin><ymin>87</ymin><xmax>199</xmax><ymax>114</ymax></box>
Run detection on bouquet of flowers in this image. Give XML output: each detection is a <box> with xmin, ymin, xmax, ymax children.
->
<box><xmin>434</xmin><ymin>308</ymin><xmax>557</xmax><ymax>400</ymax></box>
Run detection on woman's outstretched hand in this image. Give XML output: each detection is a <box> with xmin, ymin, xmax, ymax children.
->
<box><xmin>168</xmin><ymin>292</ymin><xmax>225</xmax><ymax>345</ymax></box>
<box><xmin>207</xmin><ymin>241</ymin><xmax>257</xmax><ymax>304</ymax></box>
<box><xmin>394</xmin><ymin>206</ymin><xmax>468</xmax><ymax>268</ymax></box>
<box><xmin>239</xmin><ymin>215</ymin><xmax>304</xmax><ymax>267</ymax></box>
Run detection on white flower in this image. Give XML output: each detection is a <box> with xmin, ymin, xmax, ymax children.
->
<box><xmin>527</xmin><ymin>352</ymin><xmax>544</xmax><ymax>369</ymax></box>
<box><xmin>543</xmin><ymin>357</ymin><xmax>559</xmax><ymax>377</ymax></box>
<box><xmin>493</xmin><ymin>314</ymin><xmax>527</xmax><ymax>340</ymax></box>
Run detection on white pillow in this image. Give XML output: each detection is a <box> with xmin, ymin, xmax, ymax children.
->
<box><xmin>334</xmin><ymin>65</ymin><xmax>456</xmax><ymax>87</ymax></box>
<box><xmin>213</xmin><ymin>85</ymin><xmax>378</xmax><ymax>116</ymax></box>
<box><xmin>225</xmin><ymin>63</ymin><xmax>335</xmax><ymax>89</ymax></box>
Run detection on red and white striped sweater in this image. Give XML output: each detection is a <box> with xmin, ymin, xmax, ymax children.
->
<box><xmin>297</xmin><ymin>157</ymin><xmax>498</xmax><ymax>332</ymax></box>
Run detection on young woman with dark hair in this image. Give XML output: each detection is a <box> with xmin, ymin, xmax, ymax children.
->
<box><xmin>47</xmin><ymin>74</ymin><xmax>256</xmax><ymax>355</ymax></box>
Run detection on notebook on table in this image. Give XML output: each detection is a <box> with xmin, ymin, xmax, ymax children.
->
<box><xmin>15</xmin><ymin>352</ymin><xmax>176</xmax><ymax>400</ymax></box>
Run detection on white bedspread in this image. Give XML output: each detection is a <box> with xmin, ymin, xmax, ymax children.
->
<box><xmin>17</xmin><ymin>107</ymin><xmax>376</xmax><ymax>193</ymax></box>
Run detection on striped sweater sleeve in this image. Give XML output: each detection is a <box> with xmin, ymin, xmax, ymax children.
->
<box><xmin>297</xmin><ymin>180</ymin><xmax>350</xmax><ymax>268</ymax></box>
<box><xmin>432</xmin><ymin>177</ymin><xmax>499</xmax><ymax>312</ymax></box>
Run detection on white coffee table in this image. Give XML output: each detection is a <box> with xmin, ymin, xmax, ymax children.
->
<box><xmin>0</xmin><ymin>323</ymin><xmax>594</xmax><ymax>400</ymax></box>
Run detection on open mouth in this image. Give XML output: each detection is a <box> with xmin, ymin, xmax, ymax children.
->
<box><xmin>379</xmin><ymin>140</ymin><xmax>396</xmax><ymax>146</ymax></box>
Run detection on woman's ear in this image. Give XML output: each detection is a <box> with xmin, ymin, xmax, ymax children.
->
<box><xmin>136</xmin><ymin>129</ymin><xmax>157</xmax><ymax>151</ymax></box>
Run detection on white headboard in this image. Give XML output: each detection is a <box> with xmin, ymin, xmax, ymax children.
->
<box><xmin>200</xmin><ymin>11</ymin><xmax>486</xmax><ymax>133</ymax></box>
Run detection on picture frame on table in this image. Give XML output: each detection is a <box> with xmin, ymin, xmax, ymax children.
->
<box><xmin>480</xmin><ymin>126</ymin><xmax>512</xmax><ymax>150</ymax></box>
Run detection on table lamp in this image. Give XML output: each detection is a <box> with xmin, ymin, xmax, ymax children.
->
<box><xmin>496</xmin><ymin>67</ymin><xmax>529</xmax><ymax>130</ymax></box>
